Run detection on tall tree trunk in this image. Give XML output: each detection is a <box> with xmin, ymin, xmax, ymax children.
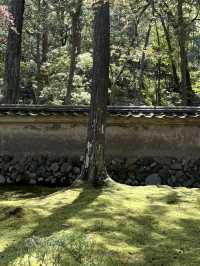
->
<box><xmin>42</xmin><ymin>31</ymin><xmax>48</xmax><ymax>63</ymax></box>
<box><xmin>151</xmin><ymin>1</ymin><xmax>161</xmax><ymax>105</ymax></box>
<box><xmin>41</xmin><ymin>0</ymin><xmax>49</xmax><ymax>92</ymax></box>
<box><xmin>160</xmin><ymin>15</ymin><xmax>180</xmax><ymax>93</ymax></box>
<box><xmin>80</xmin><ymin>0</ymin><xmax>111</xmax><ymax>186</ymax></box>
<box><xmin>138</xmin><ymin>22</ymin><xmax>152</xmax><ymax>91</ymax></box>
<box><xmin>35</xmin><ymin>0</ymin><xmax>42</xmax><ymax>101</ymax></box>
<box><xmin>65</xmin><ymin>0</ymin><xmax>82</xmax><ymax>104</ymax></box>
<box><xmin>5</xmin><ymin>0</ymin><xmax>25</xmax><ymax>104</ymax></box>
<box><xmin>55</xmin><ymin>2</ymin><xmax>67</xmax><ymax>47</ymax></box>
<box><xmin>41</xmin><ymin>0</ymin><xmax>48</xmax><ymax>65</ymax></box>
<box><xmin>36</xmin><ymin>30</ymin><xmax>41</xmax><ymax>98</ymax></box>
<box><xmin>177</xmin><ymin>0</ymin><xmax>193</xmax><ymax>105</ymax></box>
<box><xmin>155</xmin><ymin>22</ymin><xmax>161</xmax><ymax>106</ymax></box>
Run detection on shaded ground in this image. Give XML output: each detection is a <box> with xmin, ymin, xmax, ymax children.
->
<box><xmin>0</xmin><ymin>183</ymin><xmax>200</xmax><ymax>265</ymax></box>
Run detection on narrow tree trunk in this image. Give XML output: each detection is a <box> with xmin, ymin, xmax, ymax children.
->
<box><xmin>177</xmin><ymin>0</ymin><xmax>193</xmax><ymax>105</ymax></box>
<box><xmin>151</xmin><ymin>1</ymin><xmax>161</xmax><ymax>105</ymax></box>
<box><xmin>65</xmin><ymin>0</ymin><xmax>82</xmax><ymax>104</ymax></box>
<box><xmin>160</xmin><ymin>15</ymin><xmax>180</xmax><ymax>93</ymax></box>
<box><xmin>36</xmin><ymin>29</ymin><xmax>41</xmax><ymax>94</ymax></box>
<box><xmin>42</xmin><ymin>7</ymin><xmax>48</xmax><ymax>66</ymax></box>
<box><xmin>55</xmin><ymin>3</ymin><xmax>67</xmax><ymax>47</ymax></box>
<box><xmin>40</xmin><ymin>30</ymin><xmax>48</xmax><ymax>91</ymax></box>
<box><xmin>42</xmin><ymin>31</ymin><xmax>48</xmax><ymax>63</ymax></box>
<box><xmin>110</xmin><ymin>19</ymin><xmax>140</xmax><ymax>104</ymax></box>
<box><xmin>138</xmin><ymin>22</ymin><xmax>152</xmax><ymax>91</ymax></box>
<box><xmin>41</xmin><ymin>0</ymin><xmax>49</xmax><ymax>91</ymax></box>
<box><xmin>155</xmin><ymin>22</ymin><xmax>161</xmax><ymax>106</ymax></box>
<box><xmin>5</xmin><ymin>0</ymin><xmax>25</xmax><ymax>104</ymax></box>
<box><xmin>80</xmin><ymin>0</ymin><xmax>111</xmax><ymax>186</ymax></box>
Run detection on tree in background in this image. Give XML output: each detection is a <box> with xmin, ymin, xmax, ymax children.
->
<box><xmin>4</xmin><ymin>0</ymin><xmax>25</xmax><ymax>103</ymax></box>
<box><xmin>65</xmin><ymin>0</ymin><xmax>83</xmax><ymax>104</ymax></box>
<box><xmin>159</xmin><ymin>0</ymin><xmax>198</xmax><ymax>105</ymax></box>
<box><xmin>80</xmin><ymin>0</ymin><xmax>111</xmax><ymax>186</ymax></box>
<box><xmin>1</xmin><ymin>0</ymin><xmax>200</xmax><ymax>106</ymax></box>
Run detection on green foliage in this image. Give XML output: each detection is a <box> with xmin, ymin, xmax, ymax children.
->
<box><xmin>39</xmin><ymin>47</ymin><xmax>70</xmax><ymax>104</ymax></box>
<box><xmin>71</xmin><ymin>52</ymin><xmax>92</xmax><ymax>105</ymax></box>
<box><xmin>39</xmin><ymin>50</ymin><xmax>92</xmax><ymax>104</ymax></box>
<box><xmin>1</xmin><ymin>0</ymin><xmax>200</xmax><ymax>105</ymax></box>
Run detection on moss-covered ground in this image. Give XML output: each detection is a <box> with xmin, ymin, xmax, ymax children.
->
<box><xmin>0</xmin><ymin>183</ymin><xmax>200</xmax><ymax>265</ymax></box>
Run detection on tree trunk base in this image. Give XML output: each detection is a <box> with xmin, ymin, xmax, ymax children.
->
<box><xmin>71</xmin><ymin>174</ymin><xmax>115</xmax><ymax>188</ymax></box>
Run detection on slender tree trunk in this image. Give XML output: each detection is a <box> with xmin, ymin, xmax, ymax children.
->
<box><xmin>55</xmin><ymin>3</ymin><xmax>67</xmax><ymax>47</ymax></box>
<box><xmin>110</xmin><ymin>20</ymin><xmax>139</xmax><ymax>104</ymax></box>
<box><xmin>151</xmin><ymin>1</ymin><xmax>161</xmax><ymax>105</ymax></box>
<box><xmin>40</xmin><ymin>30</ymin><xmax>48</xmax><ymax>91</ymax></box>
<box><xmin>160</xmin><ymin>15</ymin><xmax>180</xmax><ymax>93</ymax></box>
<box><xmin>5</xmin><ymin>0</ymin><xmax>25</xmax><ymax>104</ymax></box>
<box><xmin>155</xmin><ymin>22</ymin><xmax>161</xmax><ymax>106</ymax></box>
<box><xmin>41</xmin><ymin>0</ymin><xmax>49</xmax><ymax>92</ymax></box>
<box><xmin>80</xmin><ymin>0</ymin><xmax>111</xmax><ymax>186</ymax></box>
<box><xmin>42</xmin><ymin>31</ymin><xmax>48</xmax><ymax>63</ymax></box>
<box><xmin>65</xmin><ymin>0</ymin><xmax>82</xmax><ymax>104</ymax></box>
<box><xmin>42</xmin><ymin>0</ymin><xmax>48</xmax><ymax>66</ymax></box>
<box><xmin>138</xmin><ymin>22</ymin><xmax>152</xmax><ymax>91</ymax></box>
<box><xmin>36</xmin><ymin>30</ymin><xmax>41</xmax><ymax>92</ymax></box>
<box><xmin>177</xmin><ymin>0</ymin><xmax>193</xmax><ymax>105</ymax></box>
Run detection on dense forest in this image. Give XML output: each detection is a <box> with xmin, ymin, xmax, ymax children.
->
<box><xmin>0</xmin><ymin>0</ymin><xmax>200</xmax><ymax>106</ymax></box>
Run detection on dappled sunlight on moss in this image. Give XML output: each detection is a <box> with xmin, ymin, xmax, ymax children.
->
<box><xmin>1</xmin><ymin>184</ymin><xmax>200</xmax><ymax>265</ymax></box>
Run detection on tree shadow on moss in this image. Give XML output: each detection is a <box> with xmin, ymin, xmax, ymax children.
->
<box><xmin>1</xmin><ymin>187</ymin><xmax>200</xmax><ymax>265</ymax></box>
<box><xmin>0</xmin><ymin>185</ymin><xmax>102</xmax><ymax>265</ymax></box>
<box><xmin>0</xmin><ymin>185</ymin><xmax>64</xmax><ymax>200</ymax></box>
<box><xmin>84</xmin><ymin>191</ymin><xmax>200</xmax><ymax>266</ymax></box>
<box><xmin>134</xmin><ymin>193</ymin><xmax>200</xmax><ymax>266</ymax></box>
<box><xmin>138</xmin><ymin>217</ymin><xmax>200</xmax><ymax>266</ymax></box>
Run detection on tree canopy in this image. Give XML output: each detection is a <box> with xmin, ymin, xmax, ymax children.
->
<box><xmin>1</xmin><ymin>0</ymin><xmax>200</xmax><ymax>106</ymax></box>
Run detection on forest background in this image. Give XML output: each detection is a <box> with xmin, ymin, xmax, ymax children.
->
<box><xmin>0</xmin><ymin>0</ymin><xmax>200</xmax><ymax>106</ymax></box>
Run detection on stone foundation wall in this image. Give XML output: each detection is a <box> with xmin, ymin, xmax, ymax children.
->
<box><xmin>1</xmin><ymin>154</ymin><xmax>200</xmax><ymax>187</ymax></box>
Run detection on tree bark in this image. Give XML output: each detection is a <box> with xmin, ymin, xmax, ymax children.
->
<box><xmin>177</xmin><ymin>0</ymin><xmax>193</xmax><ymax>105</ymax></box>
<box><xmin>138</xmin><ymin>22</ymin><xmax>152</xmax><ymax>91</ymax></box>
<box><xmin>4</xmin><ymin>0</ymin><xmax>25</xmax><ymax>104</ymax></box>
<box><xmin>160</xmin><ymin>15</ymin><xmax>180</xmax><ymax>93</ymax></box>
<box><xmin>155</xmin><ymin>22</ymin><xmax>161</xmax><ymax>106</ymax></box>
<box><xmin>35</xmin><ymin>0</ymin><xmax>42</xmax><ymax>102</ymax></box>
<box><xmin>65</xmin><ymin>0</ymin><xmax>82</xmax><ymax>104</ymax></box>
<box><xmin>41</xmin><ymin>0</ymin><xmax>48</xmax><ymax>64</ymax></box>
<box><xmin>42</xmin><ymin>31</ymin><xmax>48</xmax><ymax>63</ymax></box>
<box><xmin>80</xmin><ymin>0</ymin><xmax>111</xmax><ymax>186</ymax></box>
<box><xmin>40</xmin><ymin>0</ymin><xmax>49</xmax><ymax>93</ymax></box>
<box><xmin>151</xmin><ymin>0</ymin><xmax>161</xmax><ymax>105</ymax></box>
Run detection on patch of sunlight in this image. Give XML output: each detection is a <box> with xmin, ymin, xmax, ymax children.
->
<box><xmin>1</xmin><ymin>183</ymin><xmax>200</xmax><ymax>265</ymax></box>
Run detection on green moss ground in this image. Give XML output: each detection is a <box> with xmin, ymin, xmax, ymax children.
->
<box><xmin>0</xmin><ymin>183</ymin><xmax>200</xmax><ymax>265</ymax></box>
